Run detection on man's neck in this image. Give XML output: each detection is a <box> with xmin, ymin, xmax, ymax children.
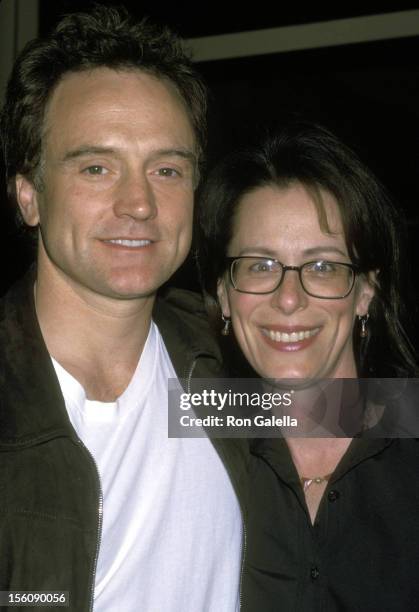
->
<box><xmin>35</xmin><ymin>266</ymin><xmax>155</xmax><ymax>402</ymax></box>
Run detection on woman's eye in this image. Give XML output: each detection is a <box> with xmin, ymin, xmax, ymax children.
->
<box><xmin>249</xmin><ymin>260</ymin><xmax>277</xmax><ymax>273</ymax></box>
<box><xmin>310</xmin><ymin>261</ymin><xmax>336</xmax><ymax>274</ymax></box>
<box><xmin>252</xmin><ymin>264</ymin><xmax>269</xmax><ymax>273</ymax></box>
<box><xmin>83</xmin><ymin>165</ymin><xmax>108</xmax><ymax>176</ymax></box>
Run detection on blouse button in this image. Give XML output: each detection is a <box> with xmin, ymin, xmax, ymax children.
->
<box><xmin>328</xmin><ymin>490</ymin><xmax>340</xmax><ymax>502</ymax></box>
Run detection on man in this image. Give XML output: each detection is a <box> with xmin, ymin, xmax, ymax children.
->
<box><xmin>0</xmin><ymin>7</ymin><xmax>246</xmax><ymax>611</ymax></box>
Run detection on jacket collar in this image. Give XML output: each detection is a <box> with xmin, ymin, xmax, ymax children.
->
<box><xmin>0</xmin><ymin>267</ymin><xmax>74</xmax><ymax>446</ymax></box>
<box><xmin>152</xmin><ymin>286</ymin><xmax>223</xmax><ymax>380</ymax></box>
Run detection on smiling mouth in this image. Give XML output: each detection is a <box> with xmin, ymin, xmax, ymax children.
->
<box><xmin>262</xmin><ymin>328</ymin><xmax>321</xmax><ymax>343</ymax></box>
<box><xmin>104</xmin><ymin>239</ymin><xmax>152</xmax><ymax>247</ymax></box>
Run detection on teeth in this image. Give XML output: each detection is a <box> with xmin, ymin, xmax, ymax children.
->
<box><xmin>264</xmin><ymin>328</ymin><xmax>320</xmax><ymax>343</ymax></box>
<box><xmin>107</xmin><ymin>239</ymin><xmax>151</xmax><ymax>247</ymax></box>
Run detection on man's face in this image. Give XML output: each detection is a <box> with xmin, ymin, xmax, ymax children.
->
<box><xmin>17</xmin><ymin>68</ymin><xmax>196</xmax><ymax>300</ymax></box>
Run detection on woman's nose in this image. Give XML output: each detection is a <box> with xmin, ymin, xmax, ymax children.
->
<box><xmin>269</xmin><ymin>268</ymin><xmax>308</xmax><ymax>314</ymax></box>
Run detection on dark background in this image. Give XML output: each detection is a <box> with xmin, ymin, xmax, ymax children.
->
<box><xmin>2</xmin><ymin>2</ymin><xmax>419</xmax><ymax>347</ymax></box>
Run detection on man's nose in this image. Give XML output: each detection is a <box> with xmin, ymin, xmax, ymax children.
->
<box><xmin>270</xmin><ymin>268</ymin><xmax>308</xmax><ymax>314</ymax></box>
<box><xmin>112</xmin><ymin>172</ymin><xmax>157</xmax><ymax>220</ymax></box>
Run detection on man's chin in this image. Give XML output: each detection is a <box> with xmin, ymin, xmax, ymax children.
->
<box><xmin>100</xmin><ymin>270</ymin><xmax>169</xmax><ymax>300</ymax></box>
<box><xmin>102</xmin><ymin>283</ymin><xmax>160</xmax><ymax>301</ymax></box>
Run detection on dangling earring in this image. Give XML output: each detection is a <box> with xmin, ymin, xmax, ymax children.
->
<box><xmin>359</xmin><ymin>314</ymin><xmax>369</xmax><ymax>338</ymax></box>
<box><xmin>221</xmin><ymin>314</ymin><xmax>231</xmax><ymax>336</ymax></box>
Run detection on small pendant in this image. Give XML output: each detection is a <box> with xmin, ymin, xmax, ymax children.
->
<box><xmin>301</xmin><ymin>474</ymin><xmax>332</xmax><ymax>492</ymax></box>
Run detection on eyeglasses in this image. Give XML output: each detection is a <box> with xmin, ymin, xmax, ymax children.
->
<box><xmin>226</xmin><ymin>256</ymin><xmax>358</xmax><ymax>299</ymax></box>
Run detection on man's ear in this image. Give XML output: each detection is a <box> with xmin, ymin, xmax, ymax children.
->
<box><xmin>356</xmin><ymin>270</ymin><xmax>377</xmax><ymax>316</ymax></box>
<box><xmin>217</xmin><ymin>277</ymin><xmax>231</xmax><ymax>318</ymax></box>
<box><xmin>15</xmin><ymin>175</ymin><xmax>41</xmax><ymax>227</ymax></box>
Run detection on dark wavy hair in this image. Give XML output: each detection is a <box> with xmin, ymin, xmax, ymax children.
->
<box><xmin>1</xmin><ymin>4</ymin><xmax>207</xmax><ymax>223</ymax></box>
<box><xmin>197</xmin><ymin>121</ymin><xmax>418</xmax><ymax>377</ymax></box>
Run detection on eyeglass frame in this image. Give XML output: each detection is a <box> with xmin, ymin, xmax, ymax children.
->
<box><xmin>225</xmin><ymin>256</ymin><xmax>359</xmax><ymax>299</ymax></box>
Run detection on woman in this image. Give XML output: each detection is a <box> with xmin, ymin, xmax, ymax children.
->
<box><xmin>198</xmin><ymin>122</ymin><xmax>419</xmax><ymax>611</ymax></box>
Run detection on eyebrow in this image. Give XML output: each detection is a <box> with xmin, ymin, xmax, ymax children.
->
<box><xmin>237</xmin><ymin>247</ymin><xmax>279</xmax><ymax>258</ymax></box>
<box><xmin>151</xmin><ymin>148</ymin><xmax>196</xmax><ymax>164</ymax></box>
<box><xmin>301</xmin><ymin>246</ymin><xmax>348</xmax><ymax>258</ymax></box>
<box><xmin>60</xmin><ymin>146</ymin><xmax>197</xmax><ymax>166</ymax></box>
<box><xmin>236</xmin><ymin>246</ymin><xmax>349</xmax><ymax>259</ymax></box>
<box><xmin>61</xmin><ymin>146</ymin><xmax>117</xmax><ymax>162</ymax></box>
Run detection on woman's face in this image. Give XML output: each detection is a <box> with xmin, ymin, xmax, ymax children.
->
<box><xmin>217</xmin><ymin>182</ymin><xmax>375</xmax><ymax>380</ymax></box>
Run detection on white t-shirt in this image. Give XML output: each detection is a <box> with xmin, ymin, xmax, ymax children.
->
<box><xmin>52</xmin><ymin>322</ymin><xmax>242</xmax><ymax>612</ymax></box>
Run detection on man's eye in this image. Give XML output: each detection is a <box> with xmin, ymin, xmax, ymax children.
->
<box><xmin>83</xmin><ymin>165</ymin><xmax>108</xmax><ymax>176</ymax></box>
<box><xmin>155</xmin><ymin>167</ymin><xmax>180</xmax><ymax>177</ymax></box>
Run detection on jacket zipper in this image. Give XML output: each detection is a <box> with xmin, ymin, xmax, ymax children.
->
<box><xmin>77</xmin><ymin>439</ymin><xmax>104</xmax><ymax>612</ymax></box>
<box><xmin>239</xmin><ymin>522</ymin><xmax>247</xmax><ymax>610</ymax></box>
<box><xmin>186</xmin><ymin>357</ymin><xmax>247</xmax><ymax>610</ymax></box>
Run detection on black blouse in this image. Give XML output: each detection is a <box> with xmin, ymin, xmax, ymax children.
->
<box><xmin>243</xmin><ymin>438</ymin><xmax>419</xmax><ymax>612</ymax></box>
